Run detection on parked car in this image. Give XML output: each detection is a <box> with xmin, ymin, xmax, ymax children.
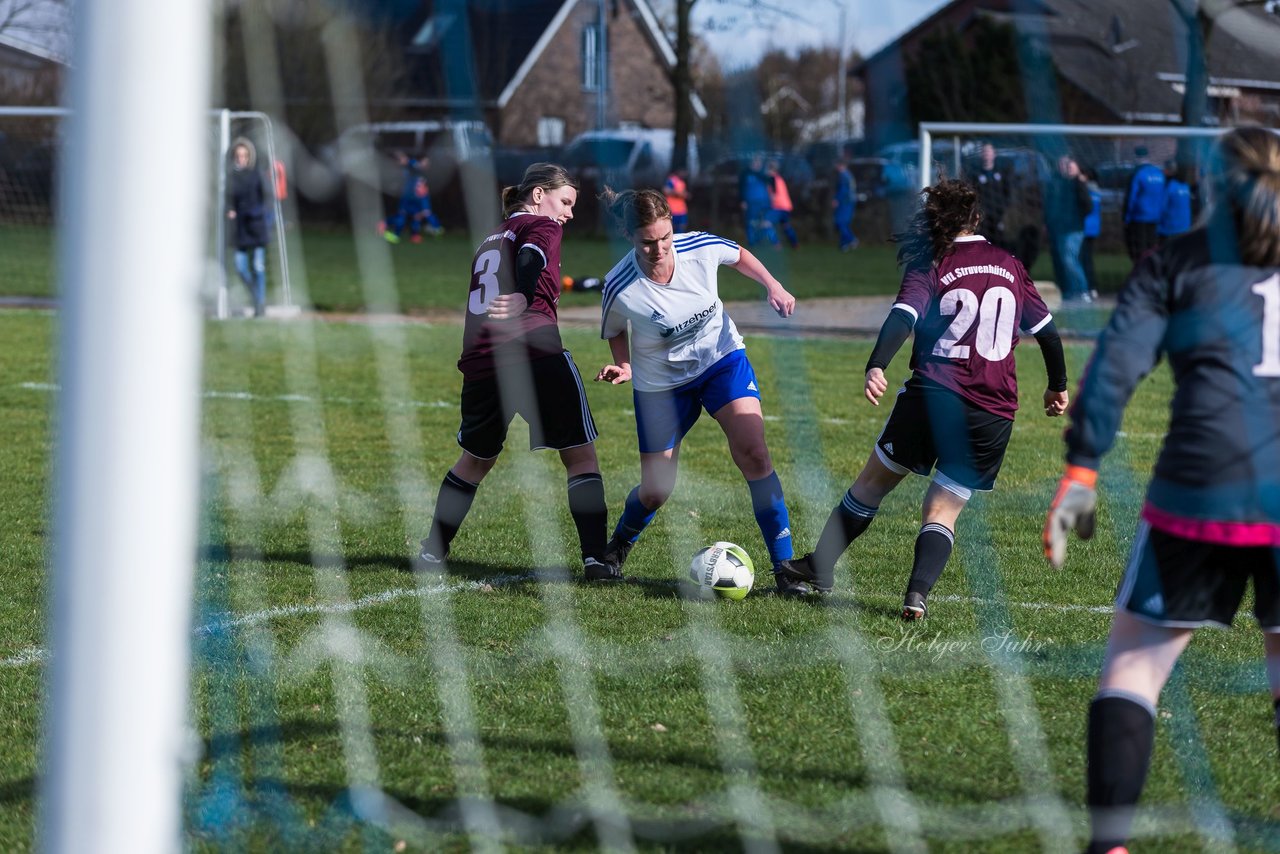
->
<box><xmin>877</xmin><ymin>139</ymin><xmax>969</xmax><ymax>188</ymax></box>
<box><xmin>556</xmin><ymin>129</ymin><xmax>700</xmax><ymax>231</ymax></box>
<box><xmin>848</xmin><ymin>157</ymin><xmax>912</xmax><ymax>203</ymax></box>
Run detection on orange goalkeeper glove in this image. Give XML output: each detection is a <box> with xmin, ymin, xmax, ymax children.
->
<box><xmin>1043</xmin><ymin>465</ymin><xmax>1098</xmax><ymax>569</ymax></box>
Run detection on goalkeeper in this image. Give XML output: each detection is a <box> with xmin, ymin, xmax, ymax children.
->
<box><xmin>1044</xmin><ymin>126</ymin><xmax>1280</xmax><ymax>854</ymax></box>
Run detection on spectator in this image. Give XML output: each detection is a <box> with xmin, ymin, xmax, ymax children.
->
<box><xmin>382</xmin><ymin>152</ymin><xmax>443</xmax><ymax>244</ymax></box>
<box><xmin>738</xmin><ymin>154</ymin><xmax>777</xmax><ymax>248</ymax></box>
<box><xmin>1082</xmin><ymin>167</ymin><xmax>1103</xmax><ymax>298</ymax></box>
<box><xmin>765</xmin><ymin>159</ymin><xmax>799</xmax><ymax>248</ymax></box>
<box><xmin>663</xmin><ymin>168</ymin><xmax>690</xmax><ymax>233</ymax></box>
<box><xmin>970</xmin><ymin>142</ymin><xmax>1010</xmax><ymax>247</ymax></box>
<box><xmin>833</xmin><ymin>159</ymin><xmax>858</xmax><ymax>252</ymax></box>
<box><xmin>1043</xmin><ymin>125</ymin><xmax>1280</xmax><ymax>854</ymax></box>
<box><xmin>1045</xmin><ymin>155</ymin><xmax>1092</xmax><ymax>303</ymax></box>
<box><xmin>1123</xmin><ymin>145</ymin><xmax>1165</xmax><ymax>262</ymax></box>
<box><xmin>226</xmin><ymin>138</ymin><xmax>270</xmax><ymax>318</ymax></box>
<box><xmin>1157</xmin><ymin>160</ymin><xmax>1193</xmax><ymax>242</ymax></box>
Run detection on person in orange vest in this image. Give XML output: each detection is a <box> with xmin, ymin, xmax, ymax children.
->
<box><xmin>663</xmin><ymin>168</ymin><xmax>690</xmax><ymax>232</ymax></box>
<box><xmin>766</xmin><ymin>159</ymin><xmax>798</xmax><ymax>248</ymax></box>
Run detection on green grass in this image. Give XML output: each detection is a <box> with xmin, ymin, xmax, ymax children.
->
<box><xmin>2</xmin><ymin>306</ymin><xmax>1278</xmax><ymax>852</ymax></box>
<box><xmin>0</xmin><ymin>223</ymin><xmax>1131</xmax><ymax>316</ymax></box>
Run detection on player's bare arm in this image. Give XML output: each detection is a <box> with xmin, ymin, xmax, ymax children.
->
<box><xmin>596</xmin><ymin>331</ymin><xmax>632</xmax><ymax>384</ymax></box>
<box><xmin>486</xmin><ymin>292</ymin><xmax>528</xmax><ymax>321</ymax></box>
<box><xmin>729</xmin><ymin>249</ymin><xmax>795</xmax><ymax>317</ymax></box>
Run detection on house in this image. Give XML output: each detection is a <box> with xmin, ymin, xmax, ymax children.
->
<box><xmin>391</xmin><ymin>0</ymin><xmax>705</xmax><ymax>148</ymax></box>
<box><xmin>855</xmin><ymin>0</ymin><xmax>1280</xmax><ymax>148</ymax></box>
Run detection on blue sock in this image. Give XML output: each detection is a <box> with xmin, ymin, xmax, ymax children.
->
<box><xmin>613</xmin><ymin>486</ymin><xmax>657</xmax><ymax>544</ymax></box>
<box><xmin>748</xmin><ymin>471</ymin><xmax>793</xmax><ymax>565</ymax></box>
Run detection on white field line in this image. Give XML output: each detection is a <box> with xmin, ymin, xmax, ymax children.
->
<box><xmin>17</xmin><ymin>385</ymin><xmax>1167</xmax><ymax>437</ymax></box>
<box><xmin>0</xmin><ymin>579</ymin><xmax>1112</xmax><ymax>671</ymax></box>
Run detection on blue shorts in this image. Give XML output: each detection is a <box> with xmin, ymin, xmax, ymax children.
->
<box><xmin>633</xmin><ymin>349</ymin><xmax>759</xmax><ymax>453</ymax></box>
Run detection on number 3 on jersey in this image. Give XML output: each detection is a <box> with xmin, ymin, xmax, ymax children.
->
<box><xmin>932</xmin><ymin>286</ymin><xmax>1017</xmax><ymax>361</ymax></box>
<box><xmin>468</xmin><ymin>249</ymin><xmax>502</xmax><ymax>315</ymax></box>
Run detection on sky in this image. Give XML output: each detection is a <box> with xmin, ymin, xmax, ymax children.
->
<box><xmin>692</xmin><ymin>0</ymin><xmax>950</xmax><ymax>69</ymax></box>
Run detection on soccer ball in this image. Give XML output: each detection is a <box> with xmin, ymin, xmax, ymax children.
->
<box><xmin>688</xmin><ymin>541</ymin><xmax>755</xmax><ymax>600</ymax></box>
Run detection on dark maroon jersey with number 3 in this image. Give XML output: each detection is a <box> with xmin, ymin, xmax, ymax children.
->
<box><xmin>458</xmin><ymin>211</ymin><xmax>565</xmax><ymax>380</ymax></box>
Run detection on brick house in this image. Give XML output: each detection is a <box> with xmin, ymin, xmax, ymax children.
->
<box><xmin>393</xmin><ymin>0</ymin><xmax>704</xmax><ymax>147</ymax></box>
<box><xmin>855</xmin><ymin>0</ymin><xmax>1280</xmax><ymax>149</ymax></box>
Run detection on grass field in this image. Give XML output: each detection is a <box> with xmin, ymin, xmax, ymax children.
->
<box><xmin>0</xmin><ymin>223</ymin><xmax>1133</xmax><ymax>317</ymax></box>
<box><xmin>2</xmin><ymin>277</ymin><xmax>1278</xmax><ymax>851</ymax></box>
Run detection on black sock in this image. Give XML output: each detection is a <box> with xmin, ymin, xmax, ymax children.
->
<box><xmin>422</xmin><ymin>470</ymin><xmax>478</xmax><ymax>558</ymax></box>
<box><xmin>1086</xmin><ymin>692</ymin><xmax>1156</xmax><ymax>854</ymax></box>
<box><xmin>567</xmin><ymin>472</ymin><xmax>607</xmax><ymax>562</ymax></box>
<box><xmin>906</xmin><ymin>523</ymin><xmax>954</xmax><ymax>597</ymax></box>
<box><xmin>811</xmin><ymin>489</ymin><xmax>878</xmax><ymax>577</ymax></box>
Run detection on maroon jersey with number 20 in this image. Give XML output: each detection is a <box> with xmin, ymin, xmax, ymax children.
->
<box><xmin>893</xmin><ymin>235</ymin><xmax>1052</xmax><ymax>419</ymax></box>
<box><xmin>458</xmin><ymin>211</ymin><xmax>566</xmax><ymax>380</ymax></box>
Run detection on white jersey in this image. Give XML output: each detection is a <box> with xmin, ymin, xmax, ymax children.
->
<box><xmin>600</xmin><ymin>231</ymin><xmax>745</xmax><ymax>392</ymax></box>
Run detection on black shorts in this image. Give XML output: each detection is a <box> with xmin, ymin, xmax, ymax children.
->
<box><xmin>875</xmin><ymin>377</ymin><xmax>1013</xmax><ymax>493</ymax></box>
<box><xmin>1117</xmin><ymin>522</ymin><xmax>1280</xmax><ymax>630</ymax></box>
<box><xmin>457</xmin><ymin>351</ymin><xmax>597</xmax><ymax>459</ymax></box>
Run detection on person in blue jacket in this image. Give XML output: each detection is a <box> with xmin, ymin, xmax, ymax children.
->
<box><xmin>1157</xmin><ymin>160</ymin><xmax>1193</xmax><ymax>242</ymax></box>
<box><xmin>832</xmin><ymin>159</ymin><xmax>858</xmax><ymax>252</ymax></box>
<box><xmin>382</xmin><ymin>152</ymin><xmax>443</xmax><ymax>244</ymax></box>
<box><xmin>738</xmin><ymin>154</ymin><xmax>777</xmax><ymax>248</ymax></box>
<box><xmin>1081</xmin><ymin>167</ymin><xmax>1103</xmax><ymax>297</ymax></box>
<box><xmin>1123</xmin><ymin>146</ymin><xmax>1165</xmax><ymax>262</ymax></box>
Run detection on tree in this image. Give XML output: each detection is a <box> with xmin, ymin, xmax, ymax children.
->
<box><xmin>662</xmin><ymin>0</ymin><xmax>819</xmax><ymax>170</ymax></box>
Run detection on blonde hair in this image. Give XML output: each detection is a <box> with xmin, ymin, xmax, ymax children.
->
<box><xmin>1207</xmin><ymin>127</ymin><xmax>1280</xmax><ymax>267</ymax></box>
<box><xmin>501</xmin><ymin>163</ymin><xmax>577</xmax><ymax>216</ymax></box>
<box><xmin>599</xmin><ymin>187</ymin><xmax>670</xmax><ymax>235</ymax></box>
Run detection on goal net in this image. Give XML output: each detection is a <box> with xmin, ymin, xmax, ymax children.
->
<box><xmin>23</xmin><ymin>1</ymin><xmax>1277</xmax><ymax>852</ymax></box>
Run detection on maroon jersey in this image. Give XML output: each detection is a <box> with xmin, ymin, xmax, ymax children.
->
<box><xmin>458</xmin><ymin>212</ymin><xmax>566</xmax><ymax>380</ymax></box>
<box><xmin>894</xmin><ymin>236</ymin><xmax>1052</xmax><ymax>419</ymax></box>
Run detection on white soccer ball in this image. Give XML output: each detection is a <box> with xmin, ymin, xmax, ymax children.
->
<box><xmin>688</xmin><ymin>541</ymin><xmax>755</xmax><ymax>600</ymax></box>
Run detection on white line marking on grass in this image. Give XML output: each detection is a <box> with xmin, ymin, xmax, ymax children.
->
<box><xmin>0</xmin><ymin>578</ymin><xmax>1112</xmax><ymax>670</ymax></box>
<box><xmin>18</xmin><ymin>382</ymin><xmax>453</xmax><ymax>410</ymax></box>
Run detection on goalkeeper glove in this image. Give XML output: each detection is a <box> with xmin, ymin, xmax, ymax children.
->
<box><xmin>1043</xmin><ymin>465</ymin><xmax>1098</xmax><ymax>570</ymax></box>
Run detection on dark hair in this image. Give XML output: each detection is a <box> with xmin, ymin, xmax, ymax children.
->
<box><xmin>599</xmin><ymin>186</ymin><xmax>671</xmax><ymax>234</ymax></box>
<box><xmin>501</xmin><ymin>163</ymin><xmax>577</xmax><ymax>216</ymax></box>
<box><xmin>1206</xmin><ymin>126</ymin><xmax>1280</xmax><ymax>267</ymax></box>
<box><xmin>893</xmin><ymin>179</ymin><xmax>980</xmax><ymax>271</ymax></box>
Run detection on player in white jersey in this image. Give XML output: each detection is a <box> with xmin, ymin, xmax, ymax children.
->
<box><xmin>594</xmin><ymin>188</ymin><xmax>812</xmax><ymax>595</ymax></box>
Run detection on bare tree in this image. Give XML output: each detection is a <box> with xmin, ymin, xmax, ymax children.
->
<box><xmin>663</xmin><ymin>0</ymin><xmax>821</xmax><ymax>171</ymax></box>
<box><xmin>0</xmin><ymin>0</ymin><xmax>69</xmax><ymax>52</ymax></box>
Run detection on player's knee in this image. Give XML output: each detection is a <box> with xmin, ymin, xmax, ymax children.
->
<box><xmin>732</xmin><ymin>442</ymin><xmax>772</xmax><ymax>478</ymax></box>
<box><xmin>637</xmin><ymin>482</ymin><xmax>674</xmax><ymax>509</ymax></box>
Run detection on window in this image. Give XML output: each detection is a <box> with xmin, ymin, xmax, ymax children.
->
<box><xmin>581</xmin><ymin>24</ymin><xmax>603</xmax><ymax>92</ymax></box>
<box><xmin>537</xmin><ymin>117</ymin><xmax>565</xmax><ymax>147</ymax></box>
